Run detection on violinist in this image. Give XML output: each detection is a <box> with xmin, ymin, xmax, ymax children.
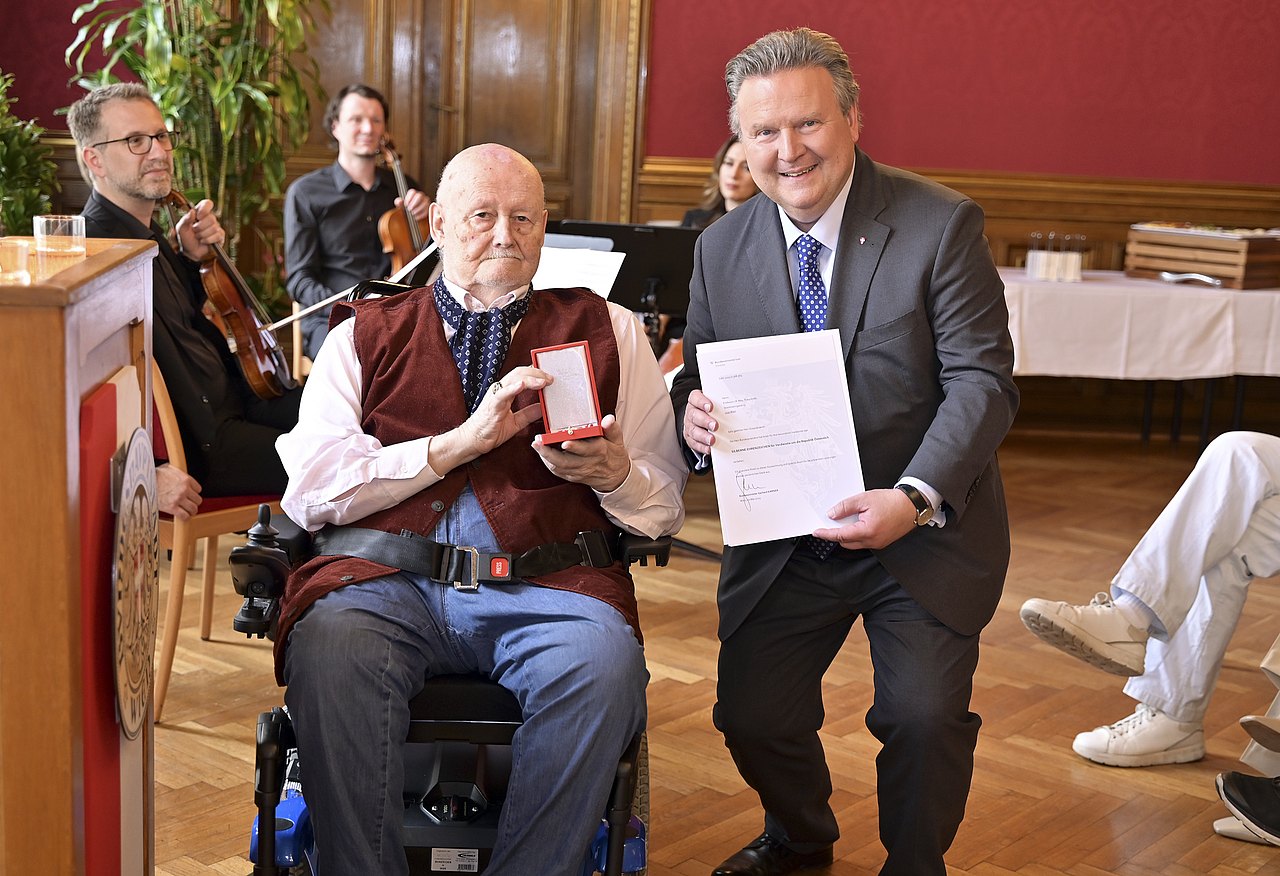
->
<box><xmin>284</xmin><ymin>83</ymin><xmax>432</xmax><ymax>359</ymax></box>
<box><xmin>68</xmin><ymin>84</ymin><xmax>303</xmax><ymax>519</ymax></box>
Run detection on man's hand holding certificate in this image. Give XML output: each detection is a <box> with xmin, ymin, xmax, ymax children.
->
<box><xmin>694</xmin><ymin>329</ymin><xmax>864</xmax><ymax>546</ymax></box>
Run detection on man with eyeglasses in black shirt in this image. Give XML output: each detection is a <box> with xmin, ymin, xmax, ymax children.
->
<box><xmin>68</xmin><ymin>83</ymin><xmax>302</xmax><ymax>519</ymax></box>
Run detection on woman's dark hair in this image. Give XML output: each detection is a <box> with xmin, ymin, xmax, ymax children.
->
<box><xmin>697</xmin><ymin>134</ymin><xmax>741</xmax><ymax>213</ymax></box>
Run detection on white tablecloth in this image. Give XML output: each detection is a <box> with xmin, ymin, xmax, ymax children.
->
<box><xmin>999</xmin><ymin>269</ymin><xmax>1280</xmax><ymax>380</ymax></box>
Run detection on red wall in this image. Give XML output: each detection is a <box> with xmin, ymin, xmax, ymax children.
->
<box><xmin>646</xmin><ymin>0</ymin><xmax>1280</xmax><ymax>185</ymax></box>
<box><xmin>6</xmin><ymin>2</ymin><xmax>1278</xmax><ymax>185</ymax></box>
<box><xmin>1</xmin><ymin>0</ymin><xmax>88</xmax><ymax>130</ymax></box>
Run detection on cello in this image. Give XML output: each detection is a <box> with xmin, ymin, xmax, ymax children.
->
<box><xmin>163</xmin><ymin>190</ymin><xmax>297</xmax><ymax>399</ymax></box>
<box><xmin>377</xmin><ymin>139</ymin><xmax>431</xmax><ymax>275</ymax></box>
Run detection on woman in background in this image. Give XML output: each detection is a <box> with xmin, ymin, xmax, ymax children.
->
<box><xmin>661</xmin><ymin>136</ymin><xmax>758</xmax><ymax>371</ymax></box>
<box><xmin>681</xmin><ymin>134</ymin><xmax>757</xmax><ymax>230</ymax></box>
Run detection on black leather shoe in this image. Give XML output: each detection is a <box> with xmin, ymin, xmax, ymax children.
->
<box><xmin>712</xmin><ymin>833</ymin><xmax>834</xmax><ymax>875</ymax></box>
<box><xmin>1217</xmin><ymin>771</ymin><xmax>1280</xmax><ymax>846</ymax></box>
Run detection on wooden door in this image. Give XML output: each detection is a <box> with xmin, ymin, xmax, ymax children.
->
<box><xmin>293</xmin><ymin>0</ymin><xmax>645</xmax><ymax>221</ymax></box>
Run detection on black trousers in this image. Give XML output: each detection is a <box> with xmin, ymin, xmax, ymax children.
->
<box><xmin>714</xmin><ymin>549</ymin><xmax>982</xmax><ymax>876</ymax></box>
<box><xmin>200</xmin><ymin>385</ymin><xmax>303</xmax><ymax>497</ymax></box>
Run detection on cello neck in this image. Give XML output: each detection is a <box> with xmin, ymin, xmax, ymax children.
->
<box><xmin>382</xmin><ymin>141</ymin><xmax>425</xmax><ymax>252</ymax></box>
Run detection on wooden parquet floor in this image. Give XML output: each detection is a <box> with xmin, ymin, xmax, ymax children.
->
<box><xmin>153</xmin><ymin>429</ymin><xmax>1280</xmax><ymax>875</ymax></box>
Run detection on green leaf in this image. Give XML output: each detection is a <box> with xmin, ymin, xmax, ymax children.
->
<box><xmin>58</xmin><ymin>0</ymin><xmax>330</xmax><ymax>282</ymax></box>
<box><xmin>0</xmin><ymin>69</ymin><xmax>59</xmax><ymax>234</ymax></box>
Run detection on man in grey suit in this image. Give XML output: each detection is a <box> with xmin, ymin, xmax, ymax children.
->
<box><xmin>671</xmin><ymin>28</ymin><xmax>1018</xmax><ymax>876</ymax></box>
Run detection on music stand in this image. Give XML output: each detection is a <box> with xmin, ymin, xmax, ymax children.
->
<box><xmin>552</xmin><ymin>221</ymin><xmax>700</xmax><ymax>355</ymax></box>
<box><xmin>551</xmin><ymin>220</ymin><xmax>721</xmax><ymax>563</ymax></box>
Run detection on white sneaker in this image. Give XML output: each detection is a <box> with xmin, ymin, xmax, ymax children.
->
<box><xmin>1072</xmin><ymin>703</ymin><xmax>1205</xmax><ymax>767</ymax></box>
<box><xmin>1240</xmin><ymin>714</ymin><xmax>1280</xmax><ymax>752</ymax></box>
<box><xmin>1214</xmin><ymin>815</ymin><xmax>1270</xmax><ymax>845</ymax></box>
<box><xmin>1020</xmin><ymin>592</ymin><xmax>1149</xmax><ymax>676</ymax></box>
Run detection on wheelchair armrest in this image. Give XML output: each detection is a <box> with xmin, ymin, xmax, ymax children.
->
<box><xmin>269</xmin><ymin>513</ymin><xmax>311</xmax><ymax>567</ymax></box>
<box><xmin>619</xmin><ymin>534</ymin><xmax>671</xmax><ymax>568</ymax></box>
<box><xmin>348</xmin><ymin>279</ymin><xmax>415</xmax><ymax>301</ymax></box>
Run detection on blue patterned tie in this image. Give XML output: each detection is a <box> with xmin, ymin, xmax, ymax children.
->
<box><xmin>793</xmin><ymin>234</ymin><xmax>836</xmax><ymax>560</ymax></box>
<box><xmin>433</xmin><ymin>277</ymin><xmax>531</xmax><ymax>413</ymax></box>
<box><xmin>794</xmin><ymin>234</ymin><xmax>828</xmax><ymax>333</ymax></box>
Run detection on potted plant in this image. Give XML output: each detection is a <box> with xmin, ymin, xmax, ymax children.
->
<box><xmin>0</xmin><ymin>70</ymin><xmax>59</xmax><ymax>237</ymax></box>
<box><xmin>65</xmin><ymin>0</ymin><xmax>328</xmax><ymax>311</ymax></box>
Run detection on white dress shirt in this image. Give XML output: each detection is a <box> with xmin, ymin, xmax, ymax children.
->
<box><xmin>776</xmin><ymin>171</ymin><xmax>946</xmax><ymax>525</ymax></box>
<box><xmin>276</xmin><ymin>279</ymin><xmax>688</xmax><ymax>538</ymax></box>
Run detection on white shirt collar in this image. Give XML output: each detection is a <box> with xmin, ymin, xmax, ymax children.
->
<box><xmin>439</xmin><ymin>276</ymin><xmax>530</xmax><ymax>313</ymax></box>
<box><xmin>777</xmin><ymin>165</ymin><xmax>856</xmax><ymax>255</ymax></box>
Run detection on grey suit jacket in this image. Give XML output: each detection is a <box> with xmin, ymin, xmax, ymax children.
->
<box><xmin>672</xmin><ymin>148</ymin><xmax>1019</xmax><ymax>639</ymax></box>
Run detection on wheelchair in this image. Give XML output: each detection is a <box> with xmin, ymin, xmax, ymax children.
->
<box><xmin>230</xmin><ymin>505</ymin><xmax>668</xmax><ymax>875</ymax></box>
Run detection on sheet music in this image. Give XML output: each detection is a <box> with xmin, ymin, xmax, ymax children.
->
<box><xmin>533</xmin><ymin>247</ymin><xmax>627</xmax><ymax>298</ymax></box>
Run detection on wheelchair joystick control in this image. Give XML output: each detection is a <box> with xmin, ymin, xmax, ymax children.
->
<box><xmin>230</xmin><ymin>504</ymin><xmax>294</xmax><ymax>639</ymax></box>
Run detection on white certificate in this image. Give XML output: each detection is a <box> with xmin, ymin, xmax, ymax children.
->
<box><xmin>697</xmin><ymin>330</ymin><xmax>864</xmax><ymax>546</ymax></box>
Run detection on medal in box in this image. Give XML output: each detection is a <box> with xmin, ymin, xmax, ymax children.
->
<box><xmin>531</xmin><ymin>340</ymin><xmax>604</xmax><ymax>444</ymax></box>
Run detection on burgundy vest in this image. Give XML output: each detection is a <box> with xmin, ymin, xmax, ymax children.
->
<box><xmin>273</xmin><ymin>286</ymin><xmax>636</xmax><ymax>681</ymax></box>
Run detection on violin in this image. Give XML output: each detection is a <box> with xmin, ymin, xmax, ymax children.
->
<box><xmin>377</xmin><ymin>140</ymin><xmax>431</xmax><ymax>275</ymax></box>
<box><xmin>162</xmin><ymin>190</ymin><xmax>297</xmax><ymax>399</ymax></box>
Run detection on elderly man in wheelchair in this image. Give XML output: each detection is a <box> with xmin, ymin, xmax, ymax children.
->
<box><xmin>251</xmin><ymin>143</ymin><xmax>687</xmax><ymax>875</ymax></box>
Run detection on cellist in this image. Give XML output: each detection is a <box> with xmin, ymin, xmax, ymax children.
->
<box><xmin>69</xmin><ymin>84</ymin><xmax>303</xmax><ymax>518</ymax></box>
<box><xmin>284</xmin><ymin>84</ymin><xmax>432</xmax><ymax>359</ymax></box>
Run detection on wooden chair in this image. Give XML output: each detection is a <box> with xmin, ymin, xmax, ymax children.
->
<box><xmin>151</xmin><ymin>361</ymin><xmax>281</xmax><ymax>722</ymax></box>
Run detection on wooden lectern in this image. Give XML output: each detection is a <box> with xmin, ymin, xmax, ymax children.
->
<box><xmin>0</xmin><ymin>239</ymin><xmax>156</xmax><ymax>875</ymax></box>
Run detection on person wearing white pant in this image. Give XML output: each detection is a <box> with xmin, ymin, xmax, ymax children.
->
<box><xmin>1021</xmin><ymin>430</ymin><xmax>1280</xmax><ymax>767</ymax></box>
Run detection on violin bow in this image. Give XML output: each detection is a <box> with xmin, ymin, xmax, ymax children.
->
<box><xmin>267</xmin><ymin>240</ymin><xmax>438</xmax><ymax>332</ymax></box>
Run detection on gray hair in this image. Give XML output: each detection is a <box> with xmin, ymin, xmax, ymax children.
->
<box><xmin>725</xmin><ymin>27</ymin><xmax>861</xmax><ymax>137</ymax></box>
<box><xmin>67</xmin><ymin>83</ymin><xmax>157</xmax><ymax>183</ymax></box>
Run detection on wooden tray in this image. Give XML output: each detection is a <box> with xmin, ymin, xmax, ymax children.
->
<box><xmin>1124</xmin><ymin>224</ymin><xmax>1280</xmax><ymax>289</ymax></box>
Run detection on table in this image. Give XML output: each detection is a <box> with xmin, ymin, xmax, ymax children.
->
<box><xmin>0</xmin><ymin>238</ymin><xmax>156</xmax><ymax>874</ymax></box>
<box><xmin>998</xmin><ymin>268</ymin><xmax>1280</xmax><ymax>443</ymax></box>
<box><xmin>1000</xmin><ymin>268</ymin><xmax>1280</xmax><ymax>379</ymax></box>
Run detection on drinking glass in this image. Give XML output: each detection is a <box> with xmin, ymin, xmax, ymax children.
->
<box><xmin>34</xmin><ymin>214</ymin><xmax>87</xmax><ymax>275</ymax></box>
<box><xmin>0</xmin><ymin>238</ymin><xmax>31</xmax><ymax>284</ymax></box>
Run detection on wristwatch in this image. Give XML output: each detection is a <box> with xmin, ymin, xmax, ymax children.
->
<box><xmin>895</xmin><ymin>483</ymin><xmax>935</xmax><ymax>527</ymax></box>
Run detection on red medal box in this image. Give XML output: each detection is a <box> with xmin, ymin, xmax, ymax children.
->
<box><xmin>531</xmin><ymin>340</ymin><xmax>605</xmax><ymax>444</ymax></box>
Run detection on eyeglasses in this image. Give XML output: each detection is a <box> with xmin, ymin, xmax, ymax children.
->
<box><xmin>91</xmin><ymin>130</ymin><xmax>179</xmax><ymax>155</ymax></box>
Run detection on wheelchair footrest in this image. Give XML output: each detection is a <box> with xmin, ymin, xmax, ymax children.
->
<box><xmin>250</xmin><ymin>792</ymin><xmax>313</xmax><ymax>870</ymax></box>
<box><xmin>587</xmin><ymin>814</ymin><xmax>647</xmax><ymax>875</ymax></box>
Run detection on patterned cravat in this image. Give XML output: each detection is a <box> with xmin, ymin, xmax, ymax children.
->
<box><xmin>794</xmin><ymin>233</ymin><xmax>828</xmax><ymax>333</ymax></box>
<box><xmin>434</xmin><ymin>277</ymin><xmax>531</xmax><ymax>413</ymax></box>
<box><xmin>793</xmin><ymin>234</ymin><xmax>837</xmax><ymax>560</ymax></box>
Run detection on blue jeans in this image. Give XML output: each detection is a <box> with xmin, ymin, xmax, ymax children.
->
<box><xmin>283</xmin><ymin>487</ymin><xmax>648</xmax><ymax>875</ymax></box>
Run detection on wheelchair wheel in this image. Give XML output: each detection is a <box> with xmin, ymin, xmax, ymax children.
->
<box><xmin>630</xmin><ymin>732</ymin><xmax>649</xmax><ymax>876</ymax></box>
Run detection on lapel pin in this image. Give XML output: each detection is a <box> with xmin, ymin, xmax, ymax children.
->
<box><xmin>859</xmin><ymin>236</ymin><xmax>866</xmax><ymax>245</ymax></box>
